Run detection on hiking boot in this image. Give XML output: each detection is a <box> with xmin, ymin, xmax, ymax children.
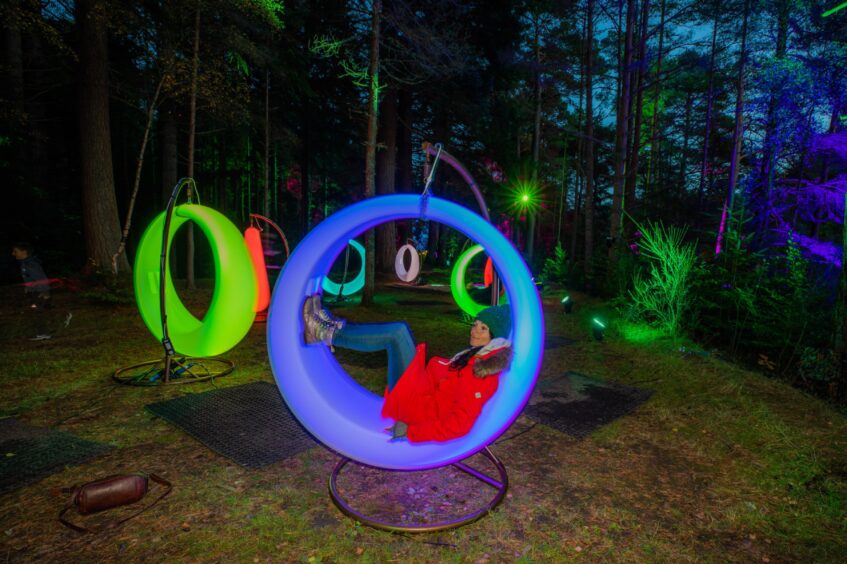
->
<box><xmin>302</xmin><ymin>296</ymin><xmax>319</xmax><ymax>344</ymax></box>
<box><xmin>303</xmin><ymin>295</ymin><xmax>341</xmax><ymax>346</ymax></box>
<box><xmin>310</xmin><ymin>294</ymin><xmax>345</xmax><ymax>332</ymax></box>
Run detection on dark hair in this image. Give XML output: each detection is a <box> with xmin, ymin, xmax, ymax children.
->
<box><xmin>12</xmin><ymin>242</ymin><xmax>33</xmax><ymax>254</ymax></box>
<box><xmin>449</xmin><ymin>346</ymin><xmax>483</xmax><ymax>371</ymax></box>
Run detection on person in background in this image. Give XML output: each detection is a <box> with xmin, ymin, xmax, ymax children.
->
<box><xmin>12</xmin><ymin>242</ymin><xmax>52</xmax><ymax>341</ymax></box>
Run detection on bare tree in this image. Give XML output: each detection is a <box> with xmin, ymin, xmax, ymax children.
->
<box><xmin>716</xmin><ymin>0</ymin><xmax>749</xmax><ymax>254</ymax></box>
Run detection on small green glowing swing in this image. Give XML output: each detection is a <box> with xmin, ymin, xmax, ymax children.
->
<box><xmin>113</xmin><ymin>178</ymin><xmax>256</xmax><ymax>385</ymax></box>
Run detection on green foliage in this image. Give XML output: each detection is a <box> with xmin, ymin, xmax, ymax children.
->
<box><xmin>310</xmin><ymin>34</ymin><xmax>382</xmax><ymax>93</ymax></box>
<box><xmin>540</xmin><ymin>242</ymin><xmax>569</xmax><ymax>286</ymax></box>
<box><xmin>689</xmin><ymin>226</ymin><xmax>833</xmax><ymax>384</ymax></box>
<box><xmin>626</xmin><ymin>220</ymin><xmax>698</xmax><ymax>337</ymax></box>
<box><xmin>240</xmin><ymin>0</ymin><xmax>285</xmax><ymax>29</ymax></box>
<box><xmin>798</xmin><ymin>348</ymin><xmax>838</xmax><ymax>384</ymax></box>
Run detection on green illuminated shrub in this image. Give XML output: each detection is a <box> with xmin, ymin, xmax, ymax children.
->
<box><xmin>541</xmin><ymin>243</ymin><xmax>570</xmax><ymax>287</ymax></box>
<box><xmin>628</xmin><ymin>220</ymin><xmax>698</xmax><ymax>337</ymax></box>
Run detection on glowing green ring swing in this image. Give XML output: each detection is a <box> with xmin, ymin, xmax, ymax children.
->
<box><xmin>133</xmin><ymin>204</ymin><xmax>257</xmax><ymax>357</ymax></box>
<box><xmin>450</xmin><ymin>244</ymin><xmax>507</xmax><ymax>317</ymax></box>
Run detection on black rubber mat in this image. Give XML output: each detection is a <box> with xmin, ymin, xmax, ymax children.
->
<box><xmin>0</xmin><ymin>418</ymin><xmax>113</xmax><ymax>493</ymax></box>
<box><xmin>523</xmin><ymin>371</ymin><xmax>653</xmax><ymax>438</ymax></box>
<box><xmin>146</xmin><ymin>381</ymin><xmax>317</xmax><ymax>468</ymax></box>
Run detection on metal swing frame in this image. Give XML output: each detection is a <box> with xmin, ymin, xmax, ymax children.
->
<box><xmin>328</xmin><ymin>446</ymin><xmax>509</xmax><ymax>533</ymax></box>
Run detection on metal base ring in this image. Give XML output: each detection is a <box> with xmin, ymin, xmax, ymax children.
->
<box><xmin>113</xmin><ymin>356</ymin><xmax>235</xmax><ymax>386</ymax></box>
<box><xmin>328</xmin><ymin>446</ymin><xmax>509</xmax><ymax>533</ymax></box>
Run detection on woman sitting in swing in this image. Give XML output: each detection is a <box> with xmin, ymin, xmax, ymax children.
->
<box><xmin>302</xmin><ymin>296</ymin><xmax>512</xmax><ymax>443</ymax></box>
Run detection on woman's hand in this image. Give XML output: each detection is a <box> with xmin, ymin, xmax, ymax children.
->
<box><xmin>385</xmin><ymin>421</ymin><xmax>408</xmax><ymax>440</ymax></box>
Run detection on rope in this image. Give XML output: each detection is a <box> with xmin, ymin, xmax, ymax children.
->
<box><xmin>419</xmin><ymin>143</ymin><xmax>443</xmax><ymax>222</ymax></box>
<box><xmin>336</xmin><ymin>244</ymin><xmax>351</xmax><ymax>300</ymax></box>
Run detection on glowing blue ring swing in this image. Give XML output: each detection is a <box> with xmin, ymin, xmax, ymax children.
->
<box><xmin>267</xmin><ymin>195</ymin><xmax>544</xmax><ymax>471</ymax></box>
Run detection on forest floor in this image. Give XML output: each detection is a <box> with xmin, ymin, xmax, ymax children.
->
<box><xmin>0</xmin><ymin>272</ymin><xmax>845</xmax><ymax>563</ymax></box>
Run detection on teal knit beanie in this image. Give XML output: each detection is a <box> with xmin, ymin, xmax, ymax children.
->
<box><xmin>475</xmin><ymin>305</ymin><xmax>512</xmax><ymax>339</ymax></box>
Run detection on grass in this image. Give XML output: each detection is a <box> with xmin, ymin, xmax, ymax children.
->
<box><xmin>0</xmin><ymin>279</ymin><xmax>845</xmax><ymax>562</ymax></box>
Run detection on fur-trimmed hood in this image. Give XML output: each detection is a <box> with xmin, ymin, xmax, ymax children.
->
<box><xmin>448</xmin><ymin>338</ymin><xmax>512</xmax><ymax>378</ymax></box>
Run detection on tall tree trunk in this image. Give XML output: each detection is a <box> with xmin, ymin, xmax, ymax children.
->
<box><xmin>625</xmin><ymin>0</ymin><xmax>650</xmax><ymax>228</ymax></box>
<box><xmin>528</xmin><ymin>13</ymin><xmax>542</xmax><ymax>262</ymax></box>
<box><xmin>5</xmin><ymin>4</ymin><xmax>26</xmax><ymax>206</ymax></box>
<box><xmin>571</xmin><ymin>169</ymin><xmax>583</xmax><ymax>265</ymax></box>
<box><xmin>361</xmin><ymin>0</ymin><xmax>381</xmax><ymax>305</ymax></box>
<box><xmin>185</xmin><ymin>7</ymin><xmax>200</xmax><ymax>289</ymax></box>
<box><xmin>264</xmin><ymin>69</ymin><xmax>271</xmax><ymax>217</ymax></box>
<box><xmin>609</xmin><ymin>0</ymin><xmax>636</xmax><ymax>264</ymax></box>
<box><xmin>583</xmin><ymin>0</ymin><xmax>596</xmax><ymax>290</ymax></box>
<box><xmin>4</xmin><ymin>7</ymin><xmax>24</xmax><ymax>118</ymax></box>
<box><xmin>717</xmin><ymin>0</ymin><xmax>748</xmax><ymax>254</ymax></box>
<box><xmin>397</xmin><ymin>88</ymin><xmax>413</xmax><ymax>192</ymax></box>
<box><xmin>376</xmin><ymin>86</ymin><xmax>398</xmax><ymax>273</ymax></box>
<box><xmin>679</xmin><ymin>91</ymin><xmax>694</xmax><ymax>217</ymax></box>
<box><xmin>161</xmin><ymin>104</ymin><xmax>178</xmax><ymax>208</ymax></box>
<box><xmin>697</xmin><ymin>7</ymin><xmax>720</xmax><ymax>212</ymax></box>
<box><xmin>645</xmin><ymin>0</ymin><xmax>666</xmax><ymax>197</ymax></box>
<box><xmin>218</xmin><ymin>135</ymin><xmax>227</xmax><ymax>213</ymax></box>
<box><xmin>112</xmin><ymin>79</ymin><xmax>163</xmax><ymax>274</ymax></box>
<box><xmin>759</xmin><ymin>0</ymin><xmax>790</xmax><ymax>234</ymax></box>
<box><xmin>76</xmin><ymin>0</ymin><xmax>128</xmax><ymax>274</ymax></box>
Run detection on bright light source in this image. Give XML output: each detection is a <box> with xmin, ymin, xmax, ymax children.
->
<box><xmin>509</xmin><ymin>178</ymin><xmax>541</xmax><ymax>213</ymax></box>
<box><xmin>823</xmin><ymin>1</ymin><xmax>847</xmax><ymax>17</ymax></box>
<box><xmin>592</xmin><ymin>318</ymin><xmax>606</xmax><ymax>329</ymax></box>
<box><xmin>561</xmin><ymin>295</ymin><xmax>573</xmax><ymax>313</ymax></box>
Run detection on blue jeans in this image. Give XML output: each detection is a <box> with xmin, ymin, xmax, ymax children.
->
<box><xmin>333</xmin><ymin>321</ymin><xmax>416</xmax><ymax>391</ymax></box>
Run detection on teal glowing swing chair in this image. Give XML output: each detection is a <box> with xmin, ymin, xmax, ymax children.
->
<box><xmin>113</xmin><ymin>178</ymin><xmax>257</xmax><ymax>386</ymax></box>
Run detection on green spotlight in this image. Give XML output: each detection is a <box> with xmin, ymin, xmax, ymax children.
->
<box><xmin>592</xmin><ymin>317</ymin><xmax>606</xmax><ymax>341</ymax></box>
<box><xmin>561</xmin><ymin>295</ymin><xmax>573</xmax><ymax>313</ymax></box>
<box><xmin>823</xmin><ymin>1</ymin><xmax>847</xmax><ymax>17</ymax></box>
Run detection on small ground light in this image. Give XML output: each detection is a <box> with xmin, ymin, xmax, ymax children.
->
<box><xmin>561</xmin><ymin>295</ymin><xmax>573</xmax><ymax>313</ymax></box>
<box><xmin>592</xmin><ymin>318</ymin><xmax>606</xmax><ymax>342</ymax></box>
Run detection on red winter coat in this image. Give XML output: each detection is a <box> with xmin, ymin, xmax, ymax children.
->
<box><xmin>381</xmin><ymin>340</ymin><xmax>512</xmax><ymax>443</ymax></box>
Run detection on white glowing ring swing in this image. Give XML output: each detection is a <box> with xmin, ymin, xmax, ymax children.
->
<box><xmin>394</xmin><ymin>243</ymin><xmax>421</xmax><ymax>282</ymax></box>
<box><xmin>266</xmin><ymin>195</ymin><xmax>544</xmax><ymax>471</ymax></box>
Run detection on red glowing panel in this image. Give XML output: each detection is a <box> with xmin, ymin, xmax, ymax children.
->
<box><xmin>245</xmin><ymin>226</ymin><xmax>271</xmax><ymax>312</ymax></box>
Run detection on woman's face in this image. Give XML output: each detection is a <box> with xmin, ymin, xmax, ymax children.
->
<box><xmin>469</xmin><ymin>320</ymin><xmax>492</xmax><ymax>347</ymax></box>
